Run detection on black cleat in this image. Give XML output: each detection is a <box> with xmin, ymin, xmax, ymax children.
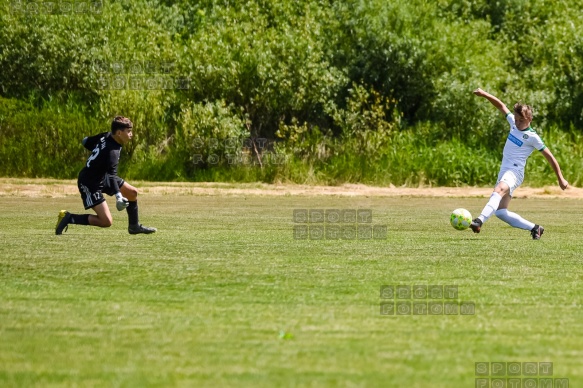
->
<box><xmin>128</xmin><ymin>224</ymin><xmax>157</xmax><ymax>235</ymax></box>
<box><xmin>470</xmin><ymin>218</ymin><xmax>482</xmax><ymax>233</ymax></box>
<box><xmin>55</xmin><ymin>210</ymin><xmax>72</xmax><ymax>235</ymax></box>
<box><xmin>531</xmin><ymin>225</ymin><xmax>544</xmax><ymax>240</ymax></box>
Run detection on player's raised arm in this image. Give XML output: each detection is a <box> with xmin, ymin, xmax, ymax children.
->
<box><xmin>473</xmin><ymin>88</ymin><xmax>510</xmax><ymax>116</ymax></box>
<box><xmin>540</xmin><ymin>148</ymin><xmax>569</xmax><ymax>190</ymax></box>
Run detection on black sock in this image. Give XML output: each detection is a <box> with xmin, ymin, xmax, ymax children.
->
<box><xmin>70</xmin><ymin>214</ymin><xmax>90</xmax><ymax>225</ymax></box>
<box><xmin>127</xmin><ymin>201</ymin><xmax>139</xmax><ymax>225</ymax></box>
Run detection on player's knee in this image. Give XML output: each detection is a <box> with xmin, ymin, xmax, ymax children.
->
<box><xmin>494</xmin><ymin>184</ymin><xmax>510</xmax><ymax>196</ymax></box>
<box><xmin>127</xmin><ymin>187</ymin><xmax>138</xmax><ymax>200</ymax></box>
<box><xmin>495</xmin><ymin>209</ymin><xmax>508</xmax><ymax>220</ymax></box>
<box><xmin>99</xmin><ymin>216</ymin><xmax>113</xmax><ymax>228</ymax></box>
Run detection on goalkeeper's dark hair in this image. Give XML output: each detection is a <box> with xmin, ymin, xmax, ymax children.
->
<box><xmin>111</xmin><ymin>116</ymin><xmax>133</xmax><ymax>134</ymax></box>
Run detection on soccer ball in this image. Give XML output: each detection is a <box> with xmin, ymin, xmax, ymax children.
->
<box><xmin>450</xmin><ymin>208</ymin><xmax>472</xmax><ymax>230</ymax></box>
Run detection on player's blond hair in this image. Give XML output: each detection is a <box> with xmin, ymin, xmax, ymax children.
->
<box><xmin>513</xmin><ymin>103</ymin><xmax>533</xmax><ymax>120</ymax></box>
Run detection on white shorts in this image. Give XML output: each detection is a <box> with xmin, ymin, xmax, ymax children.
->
<box><xmin>496</xmin><ymin>169</ymin><xmax>523</xmax><ymax>197</ymax></box>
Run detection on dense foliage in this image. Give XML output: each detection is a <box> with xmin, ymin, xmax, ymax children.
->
<box><xmin>1</xmin><ymin>0</ymin><xmax>582</xmax><ymax>186</ymax></box>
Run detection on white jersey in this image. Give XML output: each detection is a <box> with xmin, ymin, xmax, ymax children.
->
<box><xmin>499</xmin><ymin>113</ymin><xmax>546</xmax><ymax>181</ymax></box>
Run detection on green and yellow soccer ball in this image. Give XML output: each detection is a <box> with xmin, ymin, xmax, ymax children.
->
<box><xmin>450</xmin><ymin>208</ymin><xmax>472</xmax><ymax>230</ymax></box>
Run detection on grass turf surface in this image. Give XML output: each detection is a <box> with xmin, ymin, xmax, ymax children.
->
<box><xmin>0</xmin><ymin>192</ymin><xmax>582</xmax><ymax>387</ymax></box>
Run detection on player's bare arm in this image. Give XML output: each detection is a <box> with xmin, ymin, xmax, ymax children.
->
<box><xmin>473</xmin><ymin>88</ymin><xmax>510</xmax><ymax>116</ymax></box>
<box><xmin>540</xmin><ymin>148</ymin><xmax>569</xmax><ymax>190</ymax></box>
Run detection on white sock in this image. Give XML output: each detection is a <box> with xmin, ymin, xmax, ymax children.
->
<box><xmin>478</xmin><ymin>192</ymin><xmax>502</xmax><ymax>223</ymax></box>
<box><xmin>495</xmin><ymin>209</ymin><xmax>535</xmax><ymax>230</ymax></box>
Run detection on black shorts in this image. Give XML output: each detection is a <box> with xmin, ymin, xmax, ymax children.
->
<box><xmin>78</xmin><ymin>174</ymin><xmax>125</xmax><ymax>210</ymax></box>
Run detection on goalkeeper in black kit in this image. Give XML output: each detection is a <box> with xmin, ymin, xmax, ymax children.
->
<box><xmin>55</xmin><ymin>116</ymin><xmax>156</xmax><ymax>235</ymax></box>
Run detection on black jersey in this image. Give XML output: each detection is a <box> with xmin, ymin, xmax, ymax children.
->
<box><xmin>78</xmin><ymin>132</ymin><xmax>122</xmax><ymax>193</ymax></box>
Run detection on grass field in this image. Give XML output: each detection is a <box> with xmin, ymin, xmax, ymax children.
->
<box><xmin>1</xmin><ymin>185</ymin><xmax>582</xmax><ymax>387</ymax></box>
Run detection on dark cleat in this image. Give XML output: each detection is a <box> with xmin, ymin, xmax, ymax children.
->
<box><xmin>55</xmin><ymin>210</ymin><xmax>72</xmax><ymax>235</ymax></box>
<box><xmin>470</xmin><ymin>218</ymin><xmax>482</xmax><ymax>233</ymax></box>
<box><xmin>128</xmin><ymin>224</ymin><xmax>157</xmax><ymax>235</ymax></box>
<box><xmin>531</xmin><ymin>225</ymin><xmax>544</xmax><ymax>240</ymax></box>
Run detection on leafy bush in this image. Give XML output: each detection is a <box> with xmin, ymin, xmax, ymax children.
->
<box><xmin>1</xmin><ymin>0</ymin><xmax>583</xmax><ymax>186</ymax></box>
<box><xmin>0</xmin><ymin>96</ymin><xmax>101</xmax><ymax>177</ymax></box>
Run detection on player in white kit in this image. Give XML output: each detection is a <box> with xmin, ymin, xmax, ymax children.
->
<box><xmin>470</xmin><ymin>88</ymin><xmax>569</xmax><ymax>239</ymax></box>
